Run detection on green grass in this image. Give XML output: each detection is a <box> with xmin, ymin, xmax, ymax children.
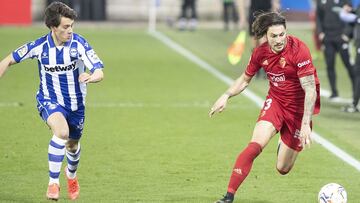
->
<box><xmin>0</xmin><ymin>25</ymin><xmax>359</xmax><ymax>202</ymax></box>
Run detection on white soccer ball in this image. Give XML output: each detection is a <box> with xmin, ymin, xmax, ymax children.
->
<box><xmin>318</xmin><ymin>183</ymin><xmax>347</xmax><ymax>203</ymax></box>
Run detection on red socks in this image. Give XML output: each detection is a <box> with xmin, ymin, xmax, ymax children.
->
<box><xmin>227</xmin><ymin>142</ymin><xmax>262</xmax><ymax>194</ymax></box>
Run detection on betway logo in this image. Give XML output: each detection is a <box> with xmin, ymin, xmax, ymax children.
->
<box><xmin>297</xmin><ymin>59</ymin><xmax>311</xmax><ymax>68</ymax></box>
<box><xmin>44</xmin><ymin>62</ymin><xmax>76</xmax><ymax>72</ymax></box>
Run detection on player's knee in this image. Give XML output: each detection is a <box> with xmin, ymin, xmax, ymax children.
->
<box><xmin>66</xmin><ymin>141</ymin><xmax>79</xmax><ymax>153</ymax></box>
<box><xmin>56</xmin><ymin>129</ymin><xmax>69</xmax><ymax>140</ymax></box>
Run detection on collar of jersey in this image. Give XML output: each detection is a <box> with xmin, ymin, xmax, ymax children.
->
<box><xmin>47</xmin><ymin>32</ymin><xmax>72</xmax><ymax>48</ymax></box>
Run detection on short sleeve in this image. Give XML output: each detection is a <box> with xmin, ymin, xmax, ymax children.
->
<box><xmin>295</xmin><ymin>42</ymin><xmax>315</xmax><ymax>78</ymax></box>
<box><xmin>12</xmin><ymin>41</ymin><xmax>36</xmax><ymax>63</ymax></box>
<box><xmin>76</xmin><ymin>36</ymin><xmax>104</xmax><ymax>73</ymax></box>
<box><xmin>245</xmin><ymin>50</ymin><xmax>261</xmax><ymax>77</ymax></box>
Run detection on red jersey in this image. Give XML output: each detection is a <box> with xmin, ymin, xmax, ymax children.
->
<box><xmin>245</xmin><ymin>35</ymin><xmax>320</xmax><ymax>114</ymax></box>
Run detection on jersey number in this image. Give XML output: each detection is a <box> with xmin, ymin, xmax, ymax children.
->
<box><xmin>263</xmin><ymin>98</ymin><xmax>272</xmax><ymax>110</ymax></box>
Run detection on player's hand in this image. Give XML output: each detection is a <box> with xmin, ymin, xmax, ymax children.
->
<box><xmin>79</xmin><ymin>72</ymin><xmax>91</xmax><ymax>83</ymax></box>
<box><xmin>299</xmin><ymin>124</ymin><xmax>312</xmax><ymax>149</ymax></box>
<box><xmin>343</xmin><ymin>4</ymin><xmax>352</xmax><ymax>12</ymax></box>
<box><xmin>209</xmin><ymin>94</ymin><xmax>230</xmax><ymax>117</ymax></box>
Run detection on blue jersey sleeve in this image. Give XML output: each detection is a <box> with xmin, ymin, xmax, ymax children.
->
<box><xmin>12</xmin><ymin>35</ymin><xmax>47</xmax><ymax>63</ymax></box>
<box><xmin>12</xmin><ymin>42</ymin><xmax>33</xmax><ymax>63</ymax></box>
<box><xmin>73</xmin><ymin>34</ymin><xmax>104</xmax><ymax>73</ymax></box>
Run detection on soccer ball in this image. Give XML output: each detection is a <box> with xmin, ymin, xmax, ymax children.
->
<box><xmin>318</xmin><ymin>183</ymin><xmax>347</xmax><ymax>203</ymax></box>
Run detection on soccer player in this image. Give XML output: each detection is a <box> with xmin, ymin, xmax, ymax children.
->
<box><xmin>209</xmin><ymin>11</ymin><xmax>320</xmax><ymax>203</ymax></box>
<box><xmin>337</xmin><ymin>6</ymin><xmax>360</xmax><ymax>112</ymax></box>
<box><xmin>238</xmin><ymin>0</ymin><xmax>280</xmax><ymax>78</ymax></box>
<box><xmin>223</xmin><ymin>0</ymin><xmax>240</xmax><ymax>31</ymax></box>
<box><xmin>0</xmin><ymin>2</ymin><xmax>104</xmax><ymax>201</ymax></box>
<box><xmin>239</xmin><ymin>0</ymin><xmax>280</xmax><ymax>46</ymax></box>
<box><xmin>178</xmin><ymin>0</ymin><xmax>198</xmax><ymax>31</ymax></box>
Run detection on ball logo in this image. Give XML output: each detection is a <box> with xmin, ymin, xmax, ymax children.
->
<box><xmin>297</xmin><ymin>59</ymin><xmax>311</xmax><ymax>68</ymax></box>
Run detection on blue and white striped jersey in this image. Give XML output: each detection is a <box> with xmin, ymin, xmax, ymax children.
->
<box><xmin>12</xmin><ymin>32</ymin><xmax>104</xmax><ymax>111</ymax></box>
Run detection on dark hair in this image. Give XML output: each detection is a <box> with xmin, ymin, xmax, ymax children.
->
<box><xmin>44</xmin><ymin>1</ymin><xmax>77</xmax><ymax>28</ymax></box>
<box><xmin>251</xmin><ymin>11</ymin><xmax>286</xmax><ymax>39</ymax></box>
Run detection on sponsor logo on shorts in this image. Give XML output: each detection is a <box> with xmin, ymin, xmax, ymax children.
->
<box><xmin>48</xmin><ymin>104</ymin><xmax>57</xmax><ymax>110</ymax></box>
<box><xmin>294</xmin><ymin>129</ymin><xmax>302</xmax><ymax>147</ymax></box>
<box><xmin>44</xmin><ymin>102</ymin><xmax>57</xmax><ymax>110</ymax></box>
<box><xmin>293</xmin><ymin>129</ymin><xmax>300</xmax><ymax>139</ymax></box>
<box><xmin>77</xmin><ymin>118</ymin><xmax>84</xmax><ymax>131</ymax></box>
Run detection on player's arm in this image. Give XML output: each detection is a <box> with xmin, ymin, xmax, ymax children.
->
<box><xmin>0</xmin><ymin>54</ymin><xmax>17</xmax><ymax>78</ymax></box>
<box><xmin>209</xmin><ymin>72</ymin><xmax>253</xmax><ymax>117</ymax></box>
<box><xmin>299</xmin><ymin>74</ymin><xmax>317</xmax><ymax>148</ymax></box>
<box><xmin>79</xmin><ymin>69</ymin><xmax>104</xmax><ymax>84</ymax></box>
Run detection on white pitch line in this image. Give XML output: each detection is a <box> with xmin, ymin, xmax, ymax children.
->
<box><xmin>149</xmin><ymin>30</ymin><xmax>360</xmax><ymax>172</ymax></box>
<box><xmin>0</xmin><ymin>102</ymin><xmax>23</xmax><ymax>107</ymax></box>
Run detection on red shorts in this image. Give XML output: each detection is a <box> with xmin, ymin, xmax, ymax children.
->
<box><xmin>257</xmin><ymin>96</ymin><xmax>311</xmax><ymax>152</ymax></box>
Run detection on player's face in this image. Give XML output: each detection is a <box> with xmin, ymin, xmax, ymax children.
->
<box><xmin>51</xmin><ymin>17</ymin><xmax>74</xmax><ymax>45</ymax></box>
<box><xmin>266</xmin><ymin>25</ymin><xmax>287</xmax><ymax>53</ymax></box>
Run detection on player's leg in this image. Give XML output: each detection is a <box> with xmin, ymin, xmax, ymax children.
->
<box><xmin>276</xmin><ymin>111</ymin><xmax>304</xmax><ymax>175</ymax></box>
<box><xmin>223</xmin><ymin>3</ymin><xmax>230</xmax><ymax>31</ymax></box>
<box><xmin>178</xmin><ymin>0</ymin><xmax>188</xmax><ymax>30</ymax></box>
<box><xmin>227</xmin><ymin>121</ymin><xmax>277</xmax><ymax>192</ymax></box>
<box><xmin>216</xmin><ymin>97</ymin><xmax>283</xmax><ymax>203</ymax></box>
<box><xmin>64</xmin><ymin>139</ymin><xmax>81</xmax><ymax>200</ymax></box>
<box><xmin>323</xmin><ymin>40</ymin><xmax>338</xmax><ymax>98</ymax></box>
<box><xmin>215</xmin><ymin>121</ymin><xmax>277</xmax><ymax>203</ymax></box>
<box><xmin>64</xmin><ymin>110</ymin><xmax>84</xmax><ymax>200</ymax></box>
<box><xmin>188</xmin><ymin>0</ymin><xmax>197</xmax><ymax>31</ymax></box>
<box><xmin>276</xmin><ymin>140</ymin><xmax>299</xmax><ymax>175</ymax></box>
<box><xmin>338</xmin><ymin>38</ymin><xmax>355</xmax><ymax>94</ymax></box>
<box><xmin>353</xmin><ymin>49</ymin><xmax>360</xmax><ymax>108</ymax></box>
<box><xmin>44</xmin><ymin>109</ymin><xmax>69</xmax><ymax>200</ymax></box>
<box><xmin>231</xmin><ymin>2</ymin><xmax>239</xmax><ymax>29</ymax></box>
<box><xmin>65</xmin><ymin>139</ymin><xmax>80</xmax><ymax>179</ymax></box>
<box><xmin>343</xmin><ymin>45</ymin><xmax>360</xmax><ymax>112</ymax></box>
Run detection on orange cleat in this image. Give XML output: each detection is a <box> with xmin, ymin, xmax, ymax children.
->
<box><xmin>65</xmin><ymin>167</ymin><xmax>80</xmax><ymax>200</ymax></box>
<box><xmin>46</xmin><ymin>183</ymin><xmax>60</xmax><ymax>201</ymax></box>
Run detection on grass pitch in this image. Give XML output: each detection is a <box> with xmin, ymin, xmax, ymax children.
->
<box><xmin>0</xmin><ymin>25</ymin><xmax>359</xmax><ymax>202</ymax></box>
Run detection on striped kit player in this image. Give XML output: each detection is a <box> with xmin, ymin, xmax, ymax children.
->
<box><xmin>0</xmin><ymin>1</ymin><xmax>104</xmax><ymax>201</ymax></box>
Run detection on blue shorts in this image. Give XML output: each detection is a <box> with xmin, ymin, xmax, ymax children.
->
<box><xmin>37</xmin><ymin>99</ymin><xmax>85</xmax><ymax>140</ymax></box>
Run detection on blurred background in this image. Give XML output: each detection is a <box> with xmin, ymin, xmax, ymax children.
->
<box><xmin>2</xmin><ymin>0</ymin><xmax>360</xmax><ymax>25</ymax></box>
